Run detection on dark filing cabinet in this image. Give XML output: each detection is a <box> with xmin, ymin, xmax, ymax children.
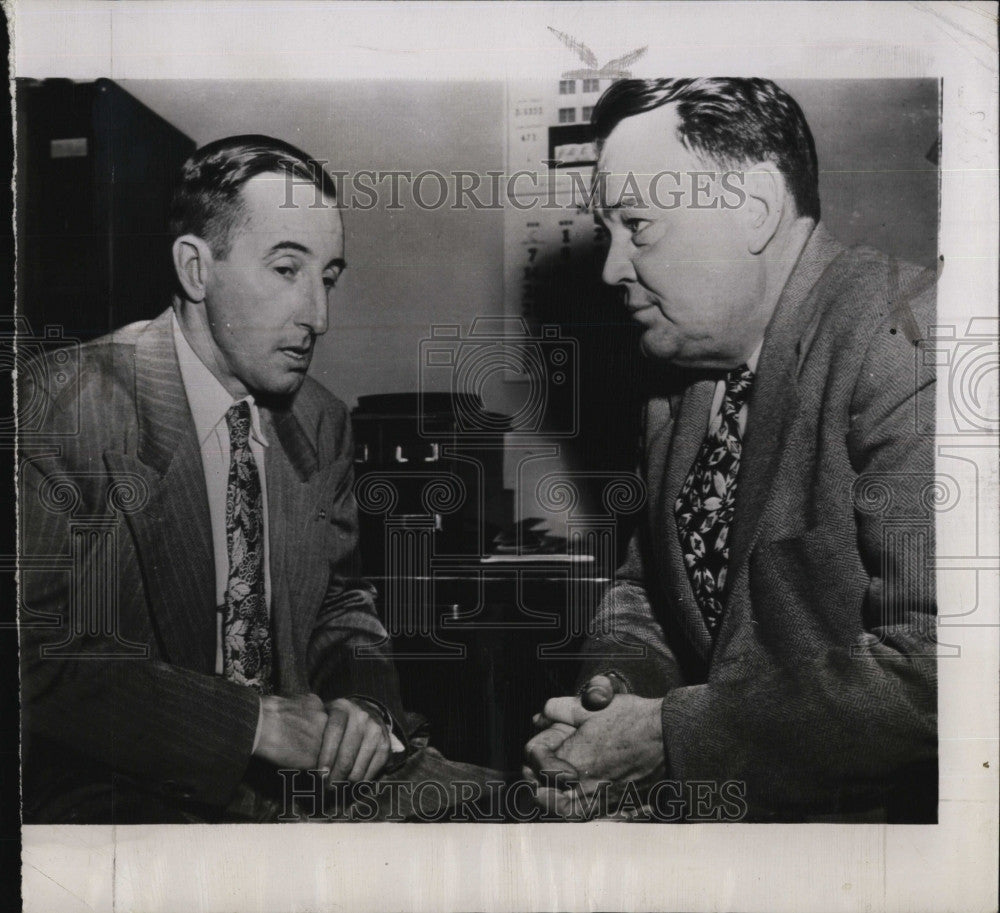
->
<box><xmin>16</xmin><ymin>78</ymin><xmax>195</xmax><ymax>341</ymax></box>
<box><xmin>350</xmin><ymin>392</ymin><xmax>510</xmax><ymax>575</ymax></box>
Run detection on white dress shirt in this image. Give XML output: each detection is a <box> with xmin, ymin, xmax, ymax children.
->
<box><xmin>172</xmin><ymin>312</ymin><xmax>272</xmax><ymax>677</ymax></box>
<box><xmin>172</xmin><ymin>314</ymin><xmax>402</xmax><ymax>755</ymax></box>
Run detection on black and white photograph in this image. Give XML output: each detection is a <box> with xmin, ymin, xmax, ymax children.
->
<box><xmin>8</xmin><ymin>2</ymin><xmax>998</xmax><ymax>911</ymax></box>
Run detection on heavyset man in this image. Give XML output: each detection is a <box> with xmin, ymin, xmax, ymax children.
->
<box><xmin>526</xmin><ymin>78</ymin><xmax>938</xmax><ymax>822</ymax></box>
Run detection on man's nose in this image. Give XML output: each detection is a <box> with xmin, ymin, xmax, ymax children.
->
<box><xmin>298</xmin><ymin>275</ymin><xmax>329</xmax><ymax>336</ymax></box>
<box><xmin>601</xmin><ymin>234</ymin><xmax>636</xmax><ymax>286</ymax></box>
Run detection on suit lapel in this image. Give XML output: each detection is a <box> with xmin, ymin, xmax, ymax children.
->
<box><xmin>261</xmin><ymin>404</ymin><xmax>321</xmax><ymax>693</ymax></box>
<box><xmin>727</xmin><ymin>224</ymin><xmax>846</xmax><ymax>580</ymax></box>
<box><xmin>107</xmin><ymin>311</ymin><xmax>331</xmax><ymax>681</ymax></box>
<box><xmin>111</xmin><ymin>310</ymin><xmax>217</xmax><ymax>672</ymax></box>
<box><xmin>652</xmin><ymin>376</ymin><xmax>718</xmax><ymax>658</ymax></box>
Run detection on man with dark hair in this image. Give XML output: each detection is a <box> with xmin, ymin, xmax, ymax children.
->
<box><xmin>591</xmin><ymin>77</ymin><xmax>822</xmax><ymax>222</ymax></box>
<box><xmin>20</xmin><ymin>134</ymin><xmax>489</xmax><ymax>822</ymax></box>
<box><xmin>525</xmin><ymin>78</ymin><xmax>937</xmax><ymax>822</ymax></box>
<box><xmin>168</xmin><ymin>135</ymin><xmax>341</xmax><ymax>258</ymax></box>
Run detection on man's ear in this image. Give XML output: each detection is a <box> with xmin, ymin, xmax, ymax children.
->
<box><xmin>741</xmin><ymin>163</ymin><xmax>785</xmax><ymax>255</ymax></box>
<box><xmin>172</xmin><ymin>234</ymin><xmax>213</xmax><ymax>303</ymax></box>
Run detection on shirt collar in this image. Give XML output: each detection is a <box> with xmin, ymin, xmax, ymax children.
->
<box><xmin>172</xmin><ymin>311</ymin><xmax>269</xmax><ymax>448</ymax></box>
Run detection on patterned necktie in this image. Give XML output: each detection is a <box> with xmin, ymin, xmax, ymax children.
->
<box><xmin>674</xmin><ymin>365</ymin><xmax>755</xmax><ymax>636</ymax></box>
<box><xmin>223</xmin><ymin>400</ymin><xmax>273</xmax><ymax>694</ymax></box>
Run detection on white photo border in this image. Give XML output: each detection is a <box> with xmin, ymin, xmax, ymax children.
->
<box><xmin>14</xmin><ymin>2</ymin><xmax>999</xmax><ymax>912</ymax></box>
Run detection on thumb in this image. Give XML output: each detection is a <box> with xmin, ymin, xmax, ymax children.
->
<box><xmin>581</xmin><ymin>674</ymin><xmax>621</xmax><ymax>710</ymax></box>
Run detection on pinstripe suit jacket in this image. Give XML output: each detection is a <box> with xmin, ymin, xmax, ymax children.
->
<box><xmin>577</xmin><ymin>225</ymin><xmax>938</xmax><ymax>821</ymax></box>
<box><xmin>20</xmin><ymin>308</ymin><xmax>403</xmax><ymax>819</ymax></box>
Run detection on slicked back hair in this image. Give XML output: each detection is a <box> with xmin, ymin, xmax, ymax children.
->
<box><xmin>592</xmin><ymin>78</ymin><xmax>820</xmax><ymax>221</ymax></box>
<box><xmin>168</xmin><ymin>134</ymin><xmax>339</xmax><ymax>258</ymax></box>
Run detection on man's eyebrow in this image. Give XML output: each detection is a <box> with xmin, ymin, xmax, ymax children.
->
<box><xmin>266</xmin><ymin>241</ymin><xmax>312</xmax><ymax>256</ymax></box>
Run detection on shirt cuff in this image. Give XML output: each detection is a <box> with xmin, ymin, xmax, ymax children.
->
<box><xmin>251</xmin><ymin>696</ymin><xmax>263</xmax><ymax>754</ymax></box>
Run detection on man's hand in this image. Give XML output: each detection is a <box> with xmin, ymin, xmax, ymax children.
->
<box><xmin>528</xmin><ymin>694</ymin><xmax>666</xmax><ymax>818</ymax></box>
<box><xmin>521</xmin><ymin>674</ymin><xmax>629</xmax><ymax>799</ymax></box>
<box><xmin>317</xmin><ymin>698</ymin><xmax>392</xmax><ymax>785</ymax></box>
<box><xmin>252</xmin><ymin>693</ymin><xmax>329</xmax><ymax>769</ymax></box>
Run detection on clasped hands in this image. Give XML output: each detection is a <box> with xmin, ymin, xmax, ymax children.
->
<box><xmin>522</xmin><ymin>675</ymin><xmax>666</xmax><ymax>819</ymax></box>
<box><xmin>253</xmin><ymin>693</ymin><xmax>392</xmax><ymax>786</ymax></box>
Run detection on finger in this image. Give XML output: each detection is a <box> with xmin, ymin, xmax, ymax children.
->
<box><xmin>536</xmin><ymin>781</ymin><xmax>605</xmax><ymax>821</ymax></box>
<box><xmin>317</xmin><ymin>706</ymin><xmax>348</xmax><ymax>776</ymax></box>
<box><xmin>347</xmin><ymin>723</ymin><xmax>383</xmax><ymax>783</ymax></box>
<box><xmin>521</xmin><ymin>761</ymin><xmax>569</xmax><ymax>789</ymax></box>
<box><xmin>536</xmin><ymin>763</ymin><xmax>577</xmax><ymax>790</ymax></box>
<box><xmin>581</xmin><ymin>675</ymin><xmax>616</xmax><ymax>711</ymax></box>
<box><xmin>304</xmin><ymin>692</ymin><xmax>325</xmax><ymax>712</ymax></box>
<box><xmin>533</xmin><ymin>785</ymin><xmax>584</xmax><ymax>820</ymax></box>
<box><xmin>363</xmin><ymin>740</ymin><xmax>391</xmax><ymax>782</ymax></box>
<box><xmin>524</xmin><ymin>722</ymin><xmax>576</xmax><ymax>753</ymax></box>
<box><xmin>525</xmin><ymin>726</ymin><xmax>579</xmax><ymax>788</ymax></box>
<box><xmin>523</xmin><ymin>722</ymin><xmax>576</xmax><ymax>764</ymax></box>
<box><xmin>542</xmin><ymin>696</ymin><xmax>593</xmax><ymax>727</ymax></box>
<box><xmin>331</xmin><ymin>710</ymin><xmax>366</xmax><ymax>781</ymax></box>
<box><xmin>308</xmin><ymin>709</ymin><xmax>330</xmax><ymax>758</ymax></box>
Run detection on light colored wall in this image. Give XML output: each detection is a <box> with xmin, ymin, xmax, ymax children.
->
<box><xmin>786</xmin><ymin>79</ymin><xmax>939</xmax><ymax>267</ymax></box>
<box><xmin>121</xmin><ymin>79</ymin><xmax>506</xmax><ymax>410</ymax></box>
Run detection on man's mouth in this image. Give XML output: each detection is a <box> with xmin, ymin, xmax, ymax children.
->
<box><xmin>279</xmin><ymin>344</ymin><xmax>312</xmax><ymax>364</ymax></box>
<box><xmin>625</xmin><ymin>297</ymin><xmax>658</xmax><ymax>316</ymax></box>
<box><xmin>621</xmin><ymin>288</ymin><xmax>657</xmax><ymax>315</ymax></box>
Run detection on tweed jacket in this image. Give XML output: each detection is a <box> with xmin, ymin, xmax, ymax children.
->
<box><xmin>577</xmin><ymin>224</ymin><xmax>938</xmax><ymax>821</ymax></box>
<box><xmin>20</xmin><ymin>308</ymin><xmax>404</xmax><ymax>819</ymax></box>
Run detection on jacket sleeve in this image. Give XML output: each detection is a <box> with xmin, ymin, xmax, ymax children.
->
<box><xmin>658</xmin><ymin>282</ymin><xmax>938</xmax><ymax>818</ymax></box>
<box><xmin>19</xmin><ymin>447</ymin><xmax>261</xmax><ymax>811</ymax></box>
<box><xmin>575</xmin><ymin>523</ymin><xmax>686</xmax><ymax>697</ymax></box>
<box><xmin>305</xmin><ymin>405</ymin><xmax>406</xmax><ymax>728</ymax></box>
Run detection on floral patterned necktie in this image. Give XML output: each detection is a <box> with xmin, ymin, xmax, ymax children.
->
<box><xmin>674</xmin><ymin>365</ymin><xmax>755</xmax><ymax>637</ymax></box>
<box><xmin>223</xmin><ymin>401</ymin><xmax>273</xmax><ymax>693</ymax></box>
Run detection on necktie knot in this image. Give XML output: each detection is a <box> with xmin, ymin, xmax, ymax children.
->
<box><xmin>722</xmin><ymin>364</ymin><xmax>755</xmax><ymax>417</ymax></box>
<box><xmin>226</xmin><ymin>400</ymin><xmax>252</xmax><ymax>451</ymax></box>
